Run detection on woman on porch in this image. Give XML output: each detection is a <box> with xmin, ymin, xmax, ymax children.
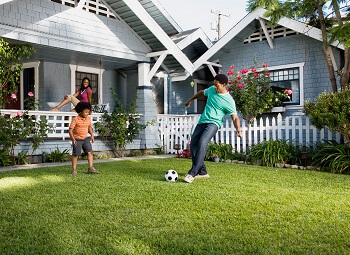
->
<box><xmin>50</xmin><ymin>77</ymin><xmax>92</xmax><ymax>111</ymax></box>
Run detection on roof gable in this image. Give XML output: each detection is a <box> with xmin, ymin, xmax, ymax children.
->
<box><xmin>192</xmin><ymin>8</ymin><xmax>344</xmax><ymax>72</ymax></box>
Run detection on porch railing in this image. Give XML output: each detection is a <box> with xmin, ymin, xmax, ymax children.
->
<box><xmin>157</xmin><ymin>114</ymin><xmax>341</xmax><ymax>154</ymax></box>
<box><xmin>0</xmin><ymin>109</ymin><xmax>104</xmax><ymax>140</ymax></box>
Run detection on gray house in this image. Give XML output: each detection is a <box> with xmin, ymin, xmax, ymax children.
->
<box><xmin>168</xmin><ymin>8</ymin><xmax>345</xmax><ymax>117</ymax></box>
<box><xmin>0</xmin><ymin>2</ymin><xmax>345</xmax><ymax>154</ymax></box>
<box><xmin>0</xmin><ymin>0</ymin><xmax>214</xmax><ymax>153</ymax></box>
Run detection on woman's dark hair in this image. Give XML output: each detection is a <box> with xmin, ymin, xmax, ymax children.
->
<box><xmin>75</xmin><ymin>102</ymin><xmax>92</xmax><ymax>114</ymax></box>
<box><xmin>80</xmin><ymin>77</ymin><xmax>92</xmax><ymax>91</ymax></box>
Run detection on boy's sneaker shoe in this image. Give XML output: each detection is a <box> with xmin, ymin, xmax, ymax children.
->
<box><xmin>71</xmin><ymin>170</ymin><xmax>77</xmax><ymax>176</ymax></box>
<box><xmin>88</xmin><ymin>167</ymin><xmax>99</xmax><ymax>174</ymax></box>
<box><xmin>194</xmin><ymin>174</ymin><xmax>210</xmax><ymax>179</ymax></box>
<box><xmin>184</xmin><ymin>174</ymin><xmax>194</xmax><ymax>183</ymax></box>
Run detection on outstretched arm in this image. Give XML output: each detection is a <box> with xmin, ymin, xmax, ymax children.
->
<box><xmin>230</xmin><ymin>114</ymin><xmax>242</xmax><ymax>138</ymax></box>
<box><xmin>185</xmin><ymin>90</ymin><xmax>205</xmax><ymax>108</ymax></box>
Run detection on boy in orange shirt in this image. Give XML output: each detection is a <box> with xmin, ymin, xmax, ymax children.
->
<box><xmin>69</xmin><ymin>102</ymin><xmax>98</xmax><ymax>175</ymax></box>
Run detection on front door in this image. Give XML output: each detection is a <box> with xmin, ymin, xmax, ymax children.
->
<box><xmin>4</xmin><ymin>67</ymin><xmax>35</xmax><ymax>110</ymax></box>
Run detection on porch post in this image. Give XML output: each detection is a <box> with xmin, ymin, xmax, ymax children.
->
<box><xmin>136</xmin><ymin>62</ymin><xmax>161</xmax><ymax>150</ymax></box>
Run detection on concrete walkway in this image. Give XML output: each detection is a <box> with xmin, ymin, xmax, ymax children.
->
<box><xmin>0</xmin><ymin>154</ymin><xmax>176</xmax><ymax>172</ymax></box>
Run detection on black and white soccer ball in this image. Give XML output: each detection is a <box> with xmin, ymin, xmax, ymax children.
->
<box><xmin>165</xmin><ymin>170</ymin><xmax>178</xmax><ymax>182</ymax></box>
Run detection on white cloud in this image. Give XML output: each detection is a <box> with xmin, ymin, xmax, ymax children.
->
<box><xmin>157</xmin><ymin>0</ymin><xmax>248</xmax><ymax>40</ymax></box>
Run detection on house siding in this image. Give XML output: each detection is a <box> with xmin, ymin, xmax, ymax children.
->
<box><xmin>218</xmin><ymin>34</ymin><xmax>342</xmax><ymax>114</ymax></box>
<box><xmin>0</xmin><ymin>0</ymin><xmax>149</xmax><ymax>61</ymax></box>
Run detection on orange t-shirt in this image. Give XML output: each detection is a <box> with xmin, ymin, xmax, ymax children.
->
<box><xmin>69</xmin><ymin>115</ymin><xmax>91</xmax><ymax>139</ymax></box>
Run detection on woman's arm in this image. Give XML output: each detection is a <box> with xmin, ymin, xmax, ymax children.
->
<box><xmin>73</xmin><ymin>91</ymin><xmax>80</xmax><ymax>97</ymax></box>
<box><xmin>88</xmin><ymin>92</ymin><xmax>92</xmax><ymax>104</ymax></box>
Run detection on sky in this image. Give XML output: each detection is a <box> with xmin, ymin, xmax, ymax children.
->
<box><xmin>157</xmin><ymin>0</ymin><xmax>249</xmax><ymax>41</ymax></box>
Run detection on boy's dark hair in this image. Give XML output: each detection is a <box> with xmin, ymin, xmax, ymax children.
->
<box><xmin>75</xmin><ymin>102</ymin><xmax>92</xmax><ymax>114</ymax></box>
<box><xmin>214</xmin><ymin>74</ymin><xmax>228</xmax><ymax>85</ymax></box>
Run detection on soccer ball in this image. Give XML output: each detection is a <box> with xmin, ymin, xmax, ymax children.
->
<box><xmin>165</xmin><ymin>170</ymin><xmax>178</xmax><ymax>182</ymax></box>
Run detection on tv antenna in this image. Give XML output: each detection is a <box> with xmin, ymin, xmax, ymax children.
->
<box><xmin>211</xmin><ymin>10</ymin><xmax>230</xmax><ymax>40</ymax></box>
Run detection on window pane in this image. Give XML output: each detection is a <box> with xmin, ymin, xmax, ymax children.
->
<box><xmin>75</xmin><ymin>71</ymin><xmax>98</xmax><ymax>104</ymax></box>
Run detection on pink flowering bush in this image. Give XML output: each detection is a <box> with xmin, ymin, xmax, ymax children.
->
<box><xmin>274</xmin><ymin>89</ymin><xmax>293</xmax><ymax>106</ymax></box>
<box><xmin>227</xmin><ymin>62</ymin><xmax>275</xmax><ymax>124</ymax></box>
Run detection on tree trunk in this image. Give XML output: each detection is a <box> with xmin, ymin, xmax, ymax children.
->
<box><xmin>332</xmin><ymin>0</ymin><xmax>350</xmax><ymax>90</ymax></box>
<box><xmin>317</xmin><ymin>1</ymin><xmax>338</xmax><ymax>92</ymax></box>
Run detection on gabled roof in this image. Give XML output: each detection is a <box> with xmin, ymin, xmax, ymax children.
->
<box><xmin>103</xmin><ymin>0</ymin><xmax>181</xmax><ymax>51</ymax></box>
<box><xmin>192</xmin><ymin>8</ymin><xmax>345</xmax><ymax>72</ymax></box>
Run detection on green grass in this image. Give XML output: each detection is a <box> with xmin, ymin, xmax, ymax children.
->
<box><xmin>1</xmin><ymin>158</ymin><xmax>350</xmax><ymax>255</ymax></box>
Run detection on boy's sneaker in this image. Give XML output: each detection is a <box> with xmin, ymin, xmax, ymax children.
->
<box><xmin>184</xmin><ymin>174</ymin><xmax>194</xmax><ymax>183</ymax></box>
<box><xmin>88</xmin><ymin>167</ymin><xmax>99</xmax><ymax>174</ymax></box>
<box><xmin>71</xmin><ymin>170</ymin><xmax>77</xmax><ymax>176</ymax></box>
<box><xmin>194</xmin><ymin>174</ymin><xmax>210</xmax><ymax>179</ymax></box>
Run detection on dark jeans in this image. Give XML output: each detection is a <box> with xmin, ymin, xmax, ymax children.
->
<box><xmin>188</xmin><ymin>123</ymin><xmax>218</xmax><ymax>177</ymax></box>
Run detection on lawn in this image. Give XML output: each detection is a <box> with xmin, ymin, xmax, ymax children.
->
<box><xmin>0</xmin><ymin>158</ymin><xmax>350</xmax><ymax>255</ymax></box>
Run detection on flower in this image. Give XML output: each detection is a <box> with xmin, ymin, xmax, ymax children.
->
<box><xmin>285</xmin><ymin>89</ymin><xmax>292</xmax><ymax>95</ymax></box>
<box><xmin>237</xmin><ymin>83</ymin><xmax>244</xmax><ymax>89</ymax></box>
<box><xmin>262</xmin><ymin>63</ymin><xmax>268</xmax><ymax>67</ymax></box>
<box><xmin>228</xmin><ymin>81</ymin><xmax>232</xmax><ymax>85</ymax></box>
<box><xmin>11</xmin><ymin>94</ymin><xmax>17</xmax><ymax>99</ymax></box>
<box><xmin>227</xmin><ymin>70</ymin><xmax>233</xmax><ymax>76</ymax></box>
<box><xmin>251</xmin><ymin>68</ymin><xmax>257</xmax><ymax>73</ymax></box>
<box><xmin>253</xmin><ymin>72</ymin><xmax>259</xmax><ymax>78</ymax></box>
<box><xmin>240</xmin><ymin>69</ymin><xmax>249</xmax><ymax>74</ymax></box>
<box><xmin>227</xmin><ymin>87</ymin><xmax>232</xmax><ymax>92</ymax></box>
<box><xmin>237</xmin><ymin>76</ymin><xmax>242</xmax><ymax>80</ymax></box>
<box><xmin>212</xmin><ymin>153</ymin><xmax>219</xmax><ymax>158</ymax></box>
<box><xmin>16</xmin><ymin>111</ymin><xmax>23</xmax><ymax>117</ymax></box>
<box><xmin>266</xmin><ymin>72</ymin><xmax>271</xmax><ymax>77</ymax></box>
<box><xmin>230</xmin><ymin>65</ymin><xmax>234</xmax><ymax>70</ymax></box>
<box><xmin>28</xmin><ymin>92</ymin><xmax>34</xmax><ymax>97</ymax></box>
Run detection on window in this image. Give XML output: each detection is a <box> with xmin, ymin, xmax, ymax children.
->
<box><xmin>266</xmin><ymin>63</ymin><xmax>304</xmax><ymax>107</ymax></box>
<box><xmin>193</xmin><ymin>80</ymin><xmax>212</xmax><ymax>113</ymax></box>
<box><xmin>69</xmin><ymin>65</ymin><xmax>104</xmax><ymax>105</ymax></box>
<box><xmin>75</xmin><ymin>71</ymin><xmax>99</xmax><ymax>104</ymax></box>
<box><xmin>270</xmin><ymin>67</ymin><xmax>300</xmax><ymax>105</ymax></box>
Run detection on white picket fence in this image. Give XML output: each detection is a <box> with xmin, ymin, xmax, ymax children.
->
<box><xmin>157</xmin><ymin>114</ymin><xmax>341</xmax><ymax>154</ymax></box>
<box><xmin>0</xmin><ymin>109</ymin><xmax>104</xmax><ymax>139</ymax></box>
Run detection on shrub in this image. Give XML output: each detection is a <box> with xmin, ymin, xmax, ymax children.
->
<box><xmin>304</xmin><ymin>88</ymin><xmax>350</xmax><ymax>143</ymax></box>
<box><xmin>248</xmin><ymin>139</ymin><xmax>292</xmax><ymax>166</ymax></box>
<box><xmin>47</xmin><ymin>147</ymin><xmax>70</xmax><ymax>162</ymax></box>
<box><xmin>95</xmin><ymin>90</ymin><xmax>153</xmax><ymax>157</ymax></box>
<box><xmin>0</xmin><ymin>150</ymin><xmax>12</xmax><ymax>166</ymax></box>
<box><xmin>206</xmin><ymin>143</ymin><xmax>233</xmax><ymax>161</ymax></box>
<box><xmin>312</xmin><ymin>140</ymin><xmax>350</xmax><ymax>174</ymax></box>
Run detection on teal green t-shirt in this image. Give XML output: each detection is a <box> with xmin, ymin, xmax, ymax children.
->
<box><xmin>198</xmin><ymin>86</ymin><xmax>237</xmax><ymax>128</ymax></box>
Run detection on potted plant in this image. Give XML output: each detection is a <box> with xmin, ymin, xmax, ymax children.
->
<box><xmin>212</xmin><ymin>153</ymin><xmax>220</xmax><ymax>162</ymax></box>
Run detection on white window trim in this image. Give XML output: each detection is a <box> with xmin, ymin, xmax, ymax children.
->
<box><xmin>194</xmin><ymin>79</ymin><xmax>212</xmax><ymax>113</ymax></box>
<box><xmin>259</xmin><ymin>62</ymin><xmax>305</xmax><ymax>109</ymax></box>
<box><xmin>69</xmin><ymin>64</ymin><xmax>105</xmax><ymax>105</ymax></box>
<box><xmin>20</xmin><ymin>61</ymin><xmax>40</xmax><ymax>110</ymax></box>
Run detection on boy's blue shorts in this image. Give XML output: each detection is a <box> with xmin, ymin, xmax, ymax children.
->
<box><xmin>72</xmin><ymin>137</ymin><xmax>92</xmax><ymax>156</ymax></box>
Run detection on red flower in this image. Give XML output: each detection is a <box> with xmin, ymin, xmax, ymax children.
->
<box><xmin>285</xmin><ymin>89</ymin><xmax>292</xmax><ymax>95</ymax></box>
<box><xmin>266</xmin><ymin>72</ymin><xmax>271</xmax><ymax>76</ymax></box>
<box><xmin>230</xmin><ymin>65</ymin><xmax>234</xmax><ymax>69</ymax></box>
<box><xmin>237</xmin><ymin>76</ymin><xmax>242</xmax><ymax>80</ymax></box>
<box><xmin>253</xmin><ymin>72</ymin><xmax>259</xmax><ymax>78</ymax></box>
<box><xmin>227</xmin><ymin>70</ymin><xmax>233</xmax><ymax>76</ymax></box>
<box><xmin>11</xmin><ymin>94</ymin><xmax>17</xmax><ymax>99</ymax></box>
<box><xmin>251</xmin><ymin>68</ymin><xmax>257</xmax><ymax>73</ymax></box>
<box><xmin>234</xmin><ymin>80</ymin><xmax>238</xmax><ymax>83</ymax></box>
<box><xmin>16</xmin><ymin>111</ymin><xmax>23</xmax><ymax>117</ymax></box>
<box><xmin>262</xmin><ymin>63</ymin><xmax>268</xmax><ymax>68</ymax></box>
<box><xmin>237</xmin><ymin>83</ymin><xmax>244</xmax><ymax>89</ymax></box>
<box><xmin>228</xmin><ymin>81</ymin><xmax>232</xmax><ymax>85</ymax></box>
<box><xmin>240</xmin><ymin>69</ymin><xmax>249</xmax><ymax>74</ymax></box>
<box><xmin>28</xmin><ymin>92</ymin><xmax>34</xmax><ymax>97</ymax></box>
<box><xmin>227</xmin><ymin>87</ymin><xmax>232</xmax><ymax>92</ymax></box>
